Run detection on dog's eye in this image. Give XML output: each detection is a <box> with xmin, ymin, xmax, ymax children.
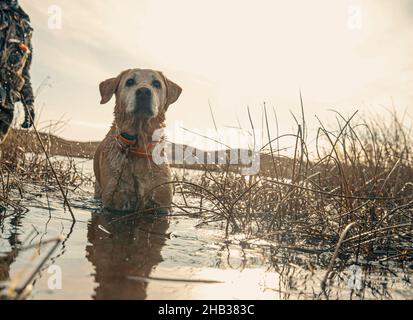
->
<box><xmin>152</xmin><ymin>80</ymin><xmax>161</xmax><ymax>89</ymax></box>
<box><xmin>126</xmin><ymin>78</ymin><xmax>136</xmax><ymax>87</ymax></box>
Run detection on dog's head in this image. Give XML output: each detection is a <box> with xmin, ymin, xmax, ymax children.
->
<box><xmin>99</xmin><ymin>68</ymin><xmax>182</xmax><ymax>128</ymax></box>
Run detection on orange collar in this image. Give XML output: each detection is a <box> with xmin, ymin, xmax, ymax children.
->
<box><xmin>115</xmin><ymin>131</ymin><xmax>158</xmax><ymax>160</ymax></box>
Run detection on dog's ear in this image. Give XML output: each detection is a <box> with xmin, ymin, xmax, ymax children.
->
<box><xmin>99</xmin><ymin>71</ymin><xmax>128</xmax><ymax>104</ymax></box>
<box><xmin>99</xmin><ymin>77</ymin><xmax>120</xmax><ymax>104</ymax></box>
<box><xmin>162</xmin><ymin>74</ymin><xmax>182</xmax><ymax>110</ymax></box>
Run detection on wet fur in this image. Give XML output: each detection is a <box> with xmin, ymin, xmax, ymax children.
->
<box><xmin>94</xmin><ymin>69</ymin><xmax>181</xmax><ymax>212</ymax></box>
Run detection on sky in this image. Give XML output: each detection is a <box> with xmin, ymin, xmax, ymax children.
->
<box><xmin>18</xmin><ymin>0</ymin><xmax>413</xmax><ymax>149</ymax></box>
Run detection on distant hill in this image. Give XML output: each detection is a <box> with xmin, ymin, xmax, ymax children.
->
<box><xmin>1</xmin><ymin>128</ymin><xmax>295</xmax><ymax>177</ymax></box>
<box><xmin>3</xmin><ymin>128</ymin><xmax>100</xmax><ymax>159</ymax></box>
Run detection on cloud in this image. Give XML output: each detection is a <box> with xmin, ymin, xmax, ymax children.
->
<box><xmin>18</xmin><ymin>0</ymin><xmax>413</xmax><ymax>143</ymax></box>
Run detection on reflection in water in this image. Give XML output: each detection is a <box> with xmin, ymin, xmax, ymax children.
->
<box><xmin>86</xmin><ymin>212</ymin><xmax>169</xmax><ymax>300</ymax></box>
<box><xmin>0</xmin><ymin>253</ymin><xmax>13</xmax><ymax>286</ymax></box>
<box><xmin>0</xmin><ymin>213</ymin><xmax>23</xmax><ymax>286</ymax></box>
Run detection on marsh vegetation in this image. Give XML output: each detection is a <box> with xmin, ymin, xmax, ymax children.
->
<box><xmin>0</xmin><ymin>108</ymin><xmax>412</xmax><ymax>300</ymax></box>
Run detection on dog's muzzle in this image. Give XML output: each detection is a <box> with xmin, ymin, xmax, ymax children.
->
<box><xmin>134</xmin><ymin>87</ymin><xmax>153</xmax><ymax>116</ymax></box>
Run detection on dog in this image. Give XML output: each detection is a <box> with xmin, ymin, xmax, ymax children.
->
<box><xmin>94</xmin><ymin>68</ymin><xmax>182</xmax><ymax>212</ymax></box>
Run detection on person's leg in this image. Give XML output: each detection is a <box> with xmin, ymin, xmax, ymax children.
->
<box><xmin>0</xmin><ymin>103</ymin><xmax>15</xmax><ymax>144</ymax></box>
<box><xmin>21</xmin><ymin>103</ymin><xmax>34</xmax><ymax>129</ymax></box>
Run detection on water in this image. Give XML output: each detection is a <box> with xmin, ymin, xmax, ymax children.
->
<box><xmin>1</xmin><ymin>196</ymin><xmax>279</xmax><ymax>299</ymax></box>
<box><xmin>0</xmin><ymin>160</ymin><xmax>412</xmax><ymax>300</ymax></box>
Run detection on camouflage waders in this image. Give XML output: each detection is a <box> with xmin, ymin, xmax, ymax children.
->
<box><xmin>0</xmin><ymin>0</ymin><xmax>35</xmax><ymax>144</ymax></box>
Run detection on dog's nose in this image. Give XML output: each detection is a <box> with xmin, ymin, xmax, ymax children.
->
<box><xmin>136</xmin><ymin>87</ymin><xmax>152</xmax><ymax>98</ymax></box>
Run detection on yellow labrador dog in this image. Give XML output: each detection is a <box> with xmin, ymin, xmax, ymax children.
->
<box><xmin>94</xmin><ymin>68</ymin><xmax>182</xmax><ymax>212</ymax></box>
